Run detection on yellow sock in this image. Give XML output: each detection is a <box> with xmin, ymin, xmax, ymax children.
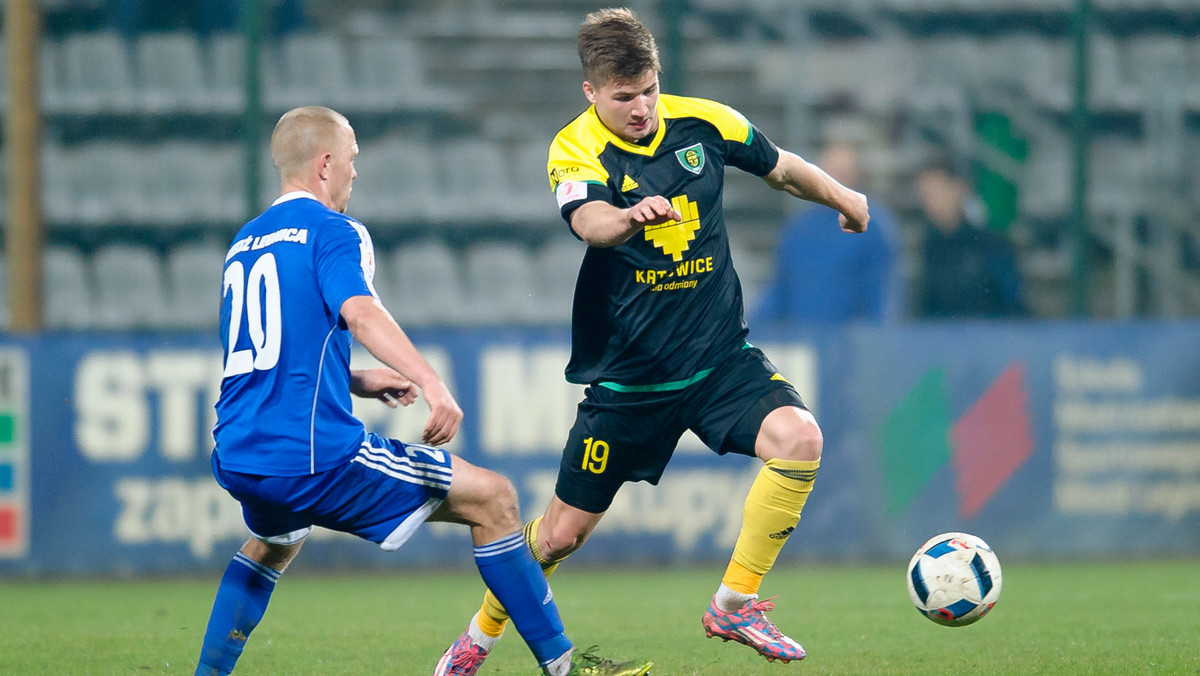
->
<box><xmin>476</xmin><ymin>518</ymin><xmax>565</xmax><ymax>638</ymax></box>
<box><xmin>723</xmin><ymin>458</ymin><xmax>819</xmax><ymax>595</ymax></box>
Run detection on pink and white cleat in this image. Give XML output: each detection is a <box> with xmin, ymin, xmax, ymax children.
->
<box><xmin>701</xmin><ymin>594</ymin><xmax>806</xmax><ymax>663</ymax></box>
<box><xmin>432</xmin><ymin>629</ymin><xmax>491</xmax><ymax>676</ymax></box>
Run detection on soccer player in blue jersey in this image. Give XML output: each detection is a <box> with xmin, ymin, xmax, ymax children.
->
<box><xmin>194</xmin><ymin>106</ymin><xmax>652</xmax><ymax>676</ymax></box>
<box><xmin>434</xmin><ymin>9</ymin><xmax>871</xmax><ymax>673</ymax></box>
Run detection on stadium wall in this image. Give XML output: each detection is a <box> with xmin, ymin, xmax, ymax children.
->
<box><xmin>1</xmin><ymin>321</ymin><xmax>1198</xmax><ymax>576</ymax></box>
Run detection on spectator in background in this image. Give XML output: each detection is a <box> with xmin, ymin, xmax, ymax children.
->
<box><xmin>751</xmin><ymin>141</ymin><xmax>903</xmax><ymax>325</ymax></box>
<box><xmin>913</xmin><ymin>156</ymin><xmax>1028</xmax><ymax>319</ymax></box>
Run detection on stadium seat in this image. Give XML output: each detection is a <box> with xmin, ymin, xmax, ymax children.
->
<box><xmin>1089</xmin><ymin>34</ymin><xmax>1139</xmax><ymax>112</ymax></box>
<box><xmin>267</xmin><ymin>32</ymin><xmax>352</xmax><ymax>111</ymax></box>
<box><xmin>139</xmin><ymin>141</ymin><xmax>201</xmax><ymax>225</ymax></box>
<box><xmin>348</xmin><ymin>36</ymin><xmax>433</xmax><ymax>111</ymax></box>
<box><xmin>92</xmin><ymin>244</ymin><xmax>172</xmax><ymax>329</ymax></box>
<box><xmin>729</xmin><ymin>237</ymin><xmax>771</xmax><ymax>308</ymax></box>
<box><xmin>136</xmin><ymin>141</ymin><xmax>244</xmax><ymax>225</ymax></box>
<box><xmin>0</xmin><ymin>146</ymin><xmax>6</xmax><ymax>223</ymax></box>
<box><xmin>40</xmin><ymin>142</ymin><xmax>76</xmax><ymax>224</ymax></box>
<box><xmin>0</xmin><ymin>257</ymin><xmax>8</xmax><ymax>330</ymax></box>
<box><xmin>1090</xmin><ymin>136</ymin><xmax>1149</xmax><ymax>217</ymax></box>
<box><xmin>38</xmin><ymin>40</ymin><xmax>68</xmax><ymax>113</ymax></box>
<box><xmin>343</xmin><ymin>136</ymin><xmax>398</xmax><ymax>224</ymax></box>
<box><xmin>166</xmin><ymin>241</ymin><xmax>226</xmax><ymax>329</ymax></box>
<box><xmin>1126</xmin><ymin>34</ymin><xmax>1188</xmax><ymax>99</ymax></box>
<box><xmin>43</xmin><ymin>246</ymin><xmax>94</xmax><ymax>330</ymax></box>
<box><xmin>1019</xmin><ymin>129</ymin><xmax>1071</xmax><ymax>220</ymax></box>
<box><xmin>434</xmin><ymin>138</ymin><xmax>510</xmax><ymax>222</ymax></box>
<box><xmin>134</xmin><ymin>32</ymin><xmax>209</xmax><ymax>113</ymax></box>
<box><xmin>207</xmin><ymin>144</ymin><xmax>249</xmax><ymax>223</ymax></box>
<box><xmin>1003</xmin><ymin>34</ymin><xmax>1072</xmax><ymax>111</ymax></box>
<box><xmin>507</xmin><ymin>140</ymin><xmax>554</xmax><ymax>220</ymax></box>
<box><xmin>387</xmin><ymin>240</ymin><xmax>468</xmax><ymax>326</ymax></box>
<box><xmin>367</xmin><ymin>242</ymin><xmax>397</xmax><ymax>303</ymax></box>
<box><xmin>204</xmin><ymin>33</ymin><xmax>245</xmax><ymax>113</ymax></box>
<box><xmin>529</xmin><ymin>237</ymin><xmax>582</xmax><ymax>325</ymax></box>
<box><xmin>74</xmin><ymin>142</ymin><xmax>141</xmax><ymax>226</ymax></box>
<box><xmin>462</xmin><ymin>241</ymin><xmax>537</xmax><ymax>325</ymax></box>
<box><xmin>59</xmin><ymin>32</ymin><xmax>137</xmax><ymax>115</ymax></box>
<box><xmin>355</xmin><ymin>134</ymin><xmax>437</xmax><ymax>223</ymax></box>
<box><xmin>1188</xmin><ymin>38</ymin><xmax>1200</xmax><ymax>112</ymax></box>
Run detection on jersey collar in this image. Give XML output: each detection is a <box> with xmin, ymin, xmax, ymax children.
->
<box><xmin>587</xmin><ymin>99</ymin><xmax>668</xmax><ymax>157</ymax></box>
<box><xmin>272</xmin><ymin>190</ymin><xmax>319</xmax><ymax>206</ymax></box>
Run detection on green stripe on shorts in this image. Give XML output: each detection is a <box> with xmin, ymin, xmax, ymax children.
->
<box><xmin>598</xmin><ymin>368</ymin><xmax>714</xmax><ymax>393</ymax></box>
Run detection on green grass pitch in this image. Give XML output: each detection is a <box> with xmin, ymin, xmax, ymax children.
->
<box><xmin>1</xmin><ymin>560</ymin><xmax>1197</xmax><ymax>675</ymax></box>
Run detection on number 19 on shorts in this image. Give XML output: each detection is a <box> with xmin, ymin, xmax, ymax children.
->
<box><xmin>581</xmin><ymin>437</ymin><xmax>609</xmax><ymax>475</ymax></box>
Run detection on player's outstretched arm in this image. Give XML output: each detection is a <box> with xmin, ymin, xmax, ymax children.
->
<box><xmin>570</xmin><ymin>196</ymin><xmax>683</xmax><ymax>247</ymax></box>
<box><xmin>763</xmin><ymin>149</ymin><xmax>870</xmax><ymax>234</ymax></box>
<box><xmin>340</xmin><ymin>295</ymin><xmax>463</xmax><ymax>445</ymax></box>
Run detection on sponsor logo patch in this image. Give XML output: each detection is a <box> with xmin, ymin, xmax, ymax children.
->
<box><xmin>555</xmin><ymin>180</ymin><xmax>588</xmax><ymax>208</ymax></box>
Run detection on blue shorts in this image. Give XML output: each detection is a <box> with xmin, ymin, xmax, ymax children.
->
<box><xmin>212</xmin><ymin>432</ymin><xmax>453</xmax><ymax>551</ymax></box>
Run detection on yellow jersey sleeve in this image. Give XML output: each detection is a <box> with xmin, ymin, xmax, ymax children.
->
<box><xmin>547</xmin><ymin>128</ymin><xmax>611</xmax><ymax>192</ymax></box>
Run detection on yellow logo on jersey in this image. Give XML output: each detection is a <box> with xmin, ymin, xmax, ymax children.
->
<box><xmin>620</xmin><ymin>175</ymin><xmax>639</xmax><ymax>192</ymax></box>
<box><xmin>771</xmin><ymin>372</ymin><xmax>790</xmax><ymax>384</ymax></box>
<box><xmin>644</xmin><ymin>195</ymin><xmax>700</xmax><ymax>261</ymax></box>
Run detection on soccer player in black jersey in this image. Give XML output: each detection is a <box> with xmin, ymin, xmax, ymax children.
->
<box><xmin>434</xmin><ymin>8</ymin><xmax>870</xmax><ymax>673</ymax></box>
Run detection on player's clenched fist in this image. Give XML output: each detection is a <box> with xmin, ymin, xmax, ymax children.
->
<box><xmin>838</xmin><ymin>189</ymin><xmax>870</xmax><ymax>234</ymax></box>
<box><xmin>419</xmin><ymin>380</ymin><xmax>463</xmax><ymax>446</ymax></box>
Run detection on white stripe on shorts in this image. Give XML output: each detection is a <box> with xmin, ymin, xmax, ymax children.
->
<box><xmin>358</xmin><ymin>446</ymin><xmax>452</xmax><ymax>483</ymax></box>
<box><xmin>379</xmin><ymin>497</ymin><xmax>443</xmax><ymax>551</ymax></box>
<box><xmin>352</xmin><ymin>444</ymin><xmax>452</xmax><ymax>490</ymax></box>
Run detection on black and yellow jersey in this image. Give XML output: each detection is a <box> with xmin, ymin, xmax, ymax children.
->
<box><xmin>548</xmin><ymin>93</ymin><xmax>780</xmax><ymax>389</ymax></box>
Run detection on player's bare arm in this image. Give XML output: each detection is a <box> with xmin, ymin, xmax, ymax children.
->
<box><xmin>350</xmin><ymin>368</ymin><xmax>418</xmax><ymax>408</ymax></box>
<box><xmin>764</xmin><ymin>149</ymin><xmax>870</xmax><ymax>234</ymax></box>
<box><xmin>570</xmin><ymin>196</ymin><xmax>683</xmax><ymax>247</ymax></box>
<box><xmin>340</xmin><ymin>295</ymin><xmax>463</xmax><ymax>445</ymax></box>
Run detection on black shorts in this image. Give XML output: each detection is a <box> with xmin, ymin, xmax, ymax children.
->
<box><xmin>554</xmin><ymin>346</ymin><xmax>808</xmax><ymax>513</ymax></box>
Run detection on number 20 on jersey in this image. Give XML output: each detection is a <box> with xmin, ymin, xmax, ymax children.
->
<box><xmin>223</xmin><ymin>253</ymin><xmax>282</xmax><ymax>377</ymax></box>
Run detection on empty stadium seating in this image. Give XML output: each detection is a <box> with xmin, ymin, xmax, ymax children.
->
<box><xmin>16</xmin><ymin>0</ymin><xmax>1200</xmax><ymax>328</ymax></box>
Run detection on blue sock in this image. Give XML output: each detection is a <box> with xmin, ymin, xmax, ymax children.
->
<box><xmin>474</xmin><ymin>532</ymin><xmax>573</xmax><ymax>666</ymax></box>
<box><xmin>195</xmin><ymin>551</ymin><xmax>281</xmax><ymax>676</ymax></box>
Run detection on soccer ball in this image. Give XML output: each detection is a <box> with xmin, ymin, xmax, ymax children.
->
<box><xmin>906</xmin><ymin>531</ymin><xmax>1002</xmax><ymax>627</ymax></box>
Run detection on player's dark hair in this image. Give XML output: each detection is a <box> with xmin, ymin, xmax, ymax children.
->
<box><xmin>920</xmin><ymin>149</ymin><xmax>967</xmax><ymax>181</ymax></box>
<box><xmin>577</xmin><ymin>7</ymin><xmax>661</xmax><ymax>86</ymax></box>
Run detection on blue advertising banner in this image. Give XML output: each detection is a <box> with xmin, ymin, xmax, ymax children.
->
<box><xmin>1</xmin><ymin>321</ymin><xmax>1198</xmax><ymax>576</ymax></box>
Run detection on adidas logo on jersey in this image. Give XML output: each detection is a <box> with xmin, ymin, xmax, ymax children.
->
<box><xmin>620</xmin><ymin>174</ymin><xmax>639</xmax><ymax>192</ymax></box>
<box><xmin>769</xmin><ymin>526</ymin><xmax>795</xmax><ymax>540</ymax></box>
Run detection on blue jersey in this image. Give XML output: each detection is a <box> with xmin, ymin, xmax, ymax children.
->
<box><xmin>214</xmin><ymin>192</ymin><xmax>378</xmax><ymax>476</ymax></box>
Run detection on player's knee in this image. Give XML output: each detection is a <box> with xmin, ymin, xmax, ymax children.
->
<box><xmin>241</xmin><ymin>538</ymin><xmax>302</xmax><ymax>572</ymax></box>
<box><xmin>789</xmin><ymin>421</ymin><xmax>823</xmax><ymax>462</ymax></box>
<box><xmin>478</xmin><ymin>472</ymin><xmax>522</xmax><ymax>532</ymax></box>
<box><xmin>757</xmin><ymin>407</ymin><xmax>823</xmax><ymax>462</ymax></box>
<box><xmin>540</xmin><ymin>521</ymin><xmax>587</xmax><ymax>561</ymax></box>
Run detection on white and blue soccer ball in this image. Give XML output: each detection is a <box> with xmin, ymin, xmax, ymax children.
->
<box><xmin>906</xmin><ymin>531</ymin><xmax>1002</xmax><ymax>627</ymax></box>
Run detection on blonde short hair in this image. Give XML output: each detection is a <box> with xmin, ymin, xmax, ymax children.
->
<box><xmin>269</xmin><ymin>106</ymin><xmax>351</xmax><ymax>179</ymax></box>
